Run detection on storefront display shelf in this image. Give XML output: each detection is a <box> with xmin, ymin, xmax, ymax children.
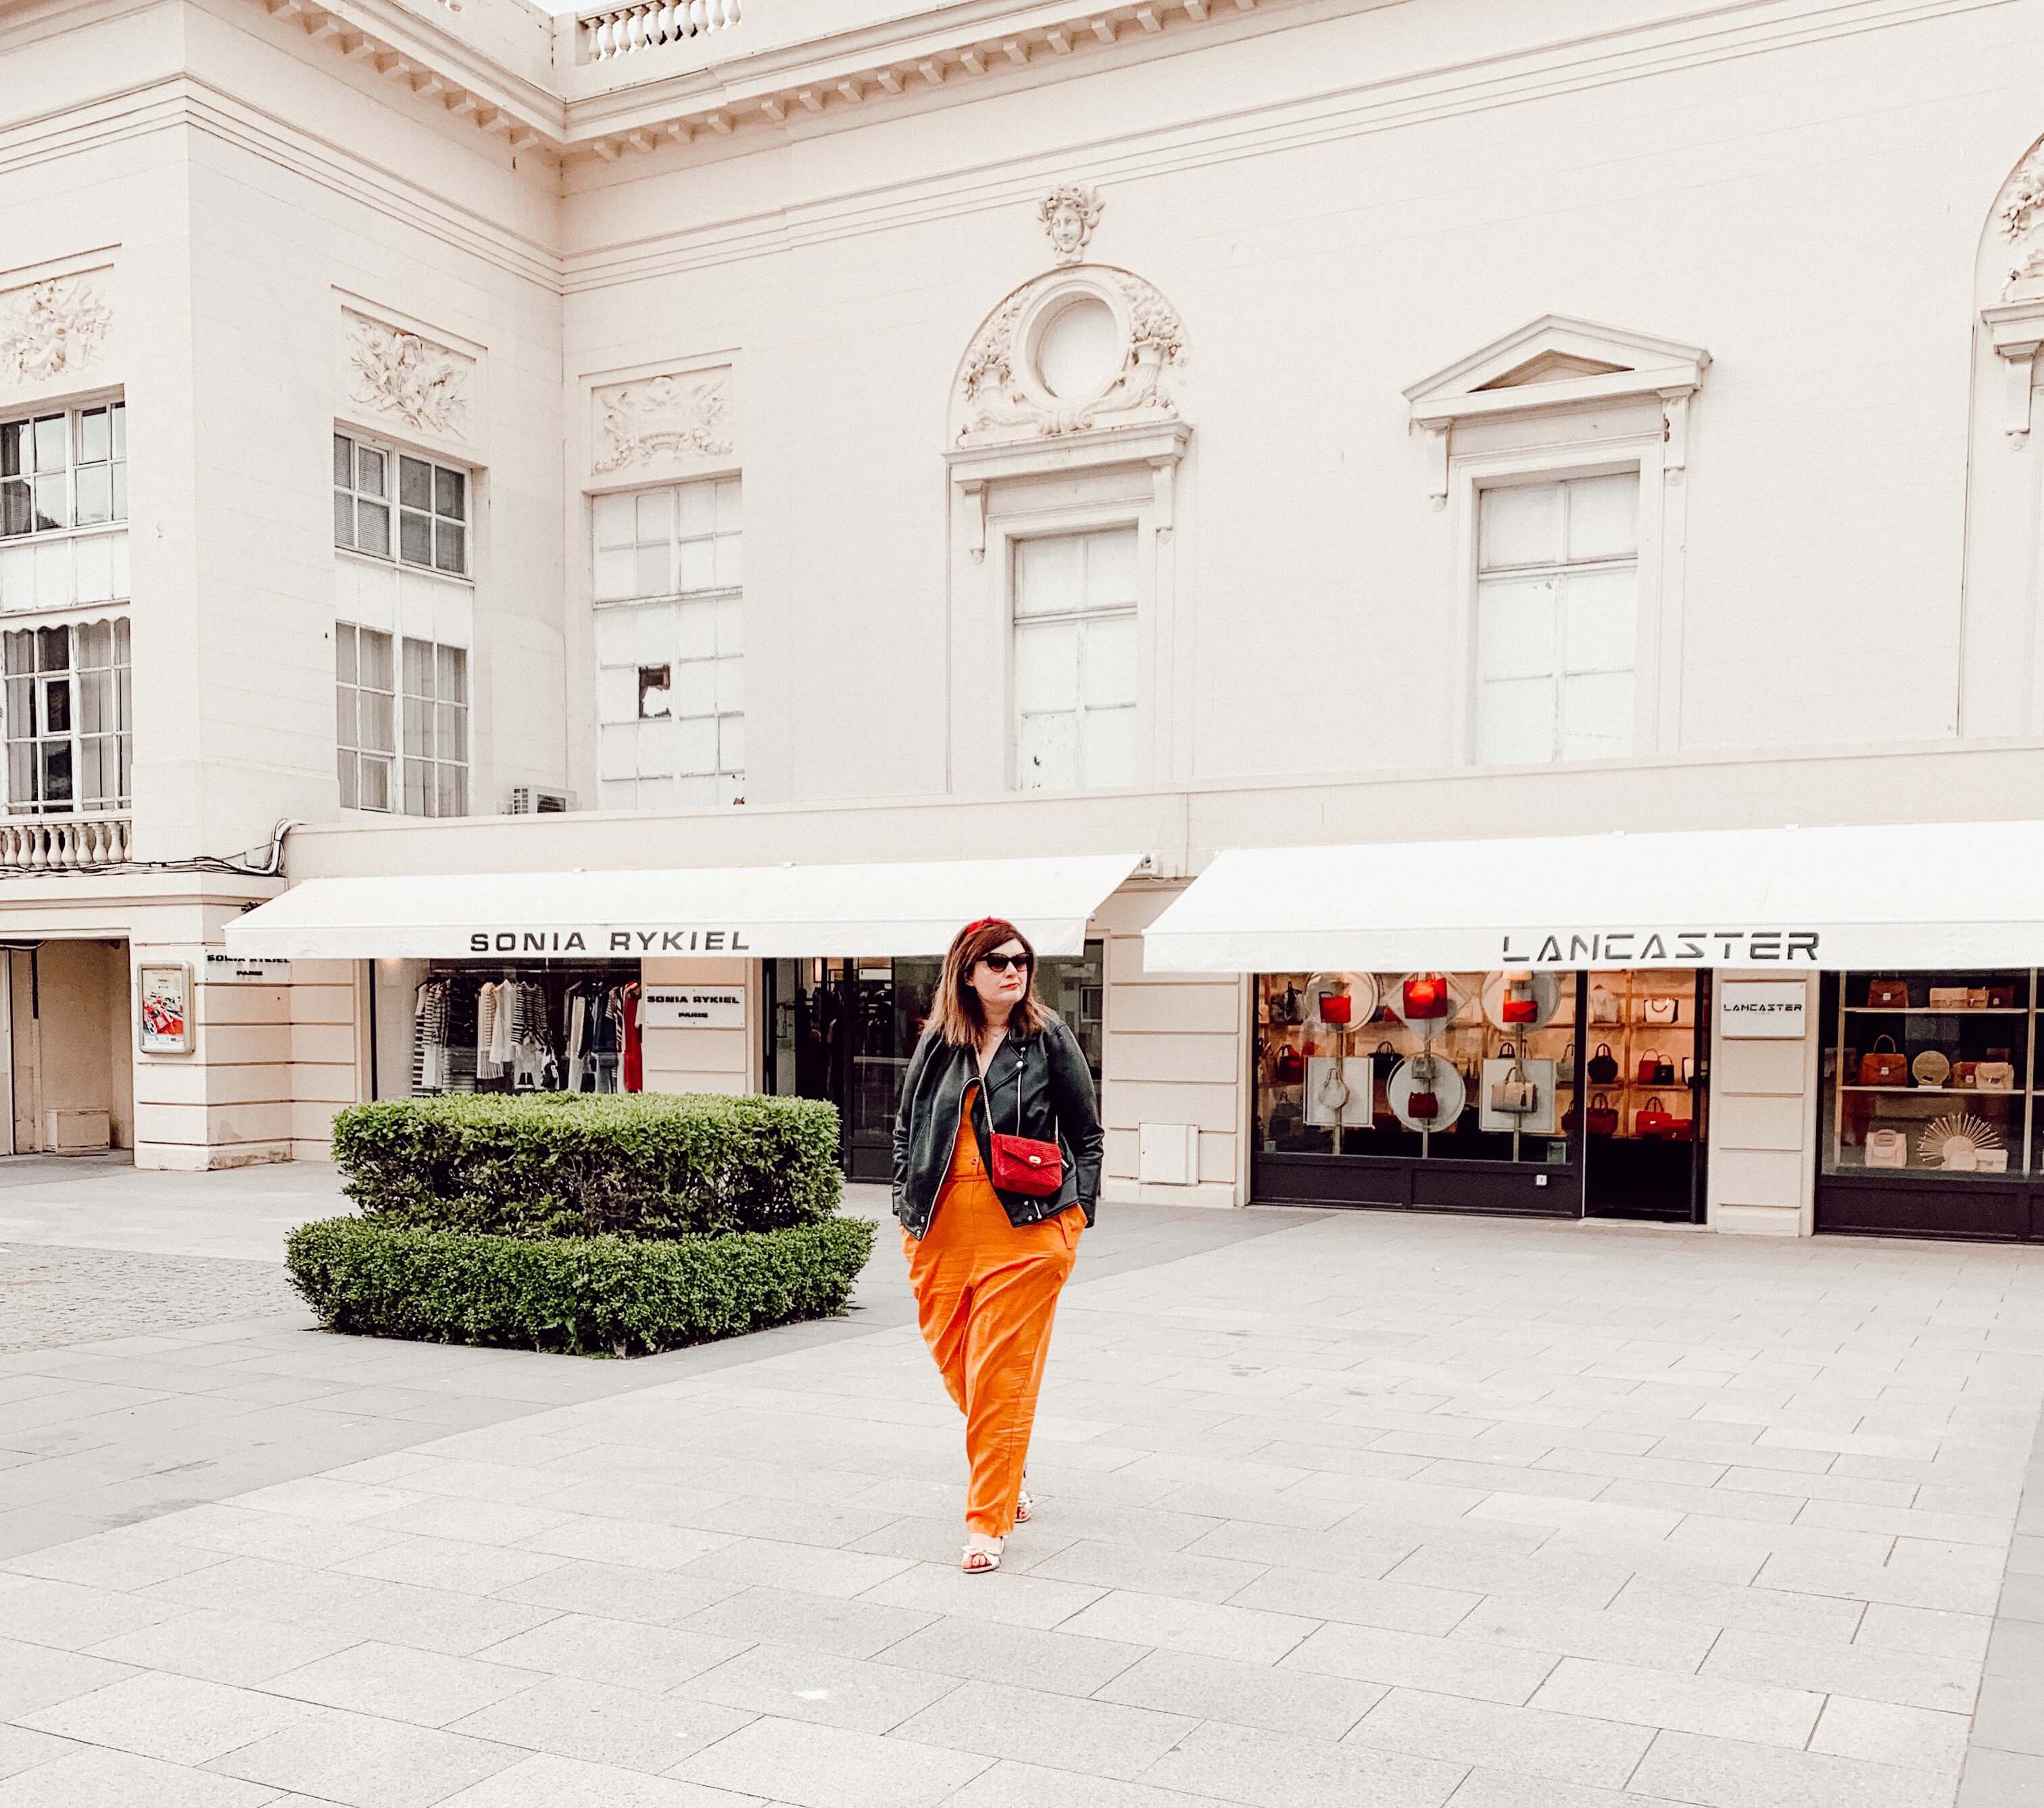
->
<box><xmin>1843</xmin><ymin>1006</ymin><xmax>2028</xmax><ymax>1015</ymax></box>
<box><xmin>1837</xmin><ymin>1083</ymin><xmax>2018</xmax><ymax>1094</ymax></box>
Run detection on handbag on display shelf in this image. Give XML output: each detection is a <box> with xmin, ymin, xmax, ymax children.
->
<box><xmin>1587</xmin><ymin>1043</ymin><xmax>1620</xmax><ymax>1084</ymax></box>
<box><xmin>1373</xmin><ymin>1040</ymin><xmax>1399</xmax><ymax>1079</ymax></box>
<box><xmin>1858</xmin><ymin>1036</ymin><xmax>1908</xmax><ymax>1085</ymax></box>
<box><xmin>1866</xmin><ymin>979</ymin><xmax>1909</xmax><ymax>1008</ymax></box>
<box><xmin>1590</xmin><ymin>984</ymin><xmax>1623</xmax><ymax>1025</ymax></box>
<box><xmin>1989</xmin><ymin>985</ymin><xmax>2018</xmax><ymax>1008</ymax></box>
<box><xmin>1636</xmin><ymin>1050</ymin><xmax>1663</xmax><ymax>1085</ymax></box>
<box><xmin>1501</xmin><ymin>971</ymin><xmax>1538</xmax><ymax>1025</ymax></box>
<box><xmin>1642</xmin><ymin>995</ymin><xmax>1680</xmax><ymax>1026</ymax></box>
<box><xmin>1952</xmin><ymin>1061</ymin><xmax>1978</xmax><ymax>1089</ymax></box>
<box><xmin>1929</xmin><ymin>987</ymin><xmax>1969</xmax><ymax>1010</ymax></box>
<box><xmin>1678</xmin><ymin>1055</ymin><xmax>1695</xmax><ymax>1085</ymax></box>
<box><xmin>1403</xmin><ymin>973</ymin><xmax>1451</xmax><ymax>1020</ymax></box>
<box><xmin>1652</xmin><ymin>1055</ymin><xmax>1677</xmax><ymax>1086</ymax></box>
<box><xmin>1271</xmin><ymin>1043</ymin><xmax>1305</xmax><ymax>1086</ymax></box>
<box><xmin>1634</xmin><ymin>1096</ymin><xmax>1677</xmax><ymax>1138</ymax></box>
<box><xmin>1976</xmin><ymin>1061</ymin><xmax>2017</xmax><ymax>1093</ymax></box>
<box><xmin>1488</xmin><ymin>1044</ymin><xmax>1536</xmax><ymax>1115</ymax></box>
<box><xmin>1865</xmin><ymin>1128</ymin><xmax>1910</xmax><ymax>1169</ymax></box>
<box><xmin>1586</xmin><ymin>1092</ymin><xmax>1620</xmax><ymax>1135</ymax></box>
<box><xmin>1319</xmin><ymin>993</ymin><xmax>1353</xmax><ymax>1025</ymax></box>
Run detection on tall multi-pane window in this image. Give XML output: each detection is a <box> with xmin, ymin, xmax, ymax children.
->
<box><xmin>592</xmin><ymin>477</ymin><xmax>742</xmax><ymax>809</ymax></box>
<box><xmin>1012</xmin><ymin>526</ymin><xmax>1138</xmax><ymax>792</ymax></box>
<box><xmin>334</xmin><ymin>433</ymin><xmax>468</xmax><ymax>577</ymax></box>
<box><xmin>3</xmin><ymin>620</ymin><xmax>130</xmax><ymax>814</ymax></box>
<box><xmin>403</xmin><ymin>637</ymin><xmax>468</xmax><ymax>817</ymax></box>
<box><xmin>1474</xmin><ymin>473</ymin><xmax>1639</xmax><ymax>765</ymax></box>
<box><xmin>0</xmin><ymin>402</ymin><xmax>129</xmax><ymax>615</ymax></box>
<box><xmin>335</xmin><ymin>624</ymin><xmax>465</xmax><ymax>816</ymax></box>
<box><xmin>335</xmin><ymin>623</ymin><xmax>396</xmax><ymax>811</ymax></box>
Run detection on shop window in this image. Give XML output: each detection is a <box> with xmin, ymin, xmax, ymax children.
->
<box><xmin>1013</xmin><ymin>527</ymin><xmax>1138</xmax><ymax>792</ymax></box>
<box><xmin>377</xmin><ymin>962</ymin><xmax>643</xmax><ymax>1098</ymax></box>
<box><xmin>0</xmin><ymin>402</ymin><xmax>129</xmax><ymax>615</ymax></box>
<box><xmin>2</xmin><ymin>617</ymin><xmax>130</xmax><ymax>814</ymax></box>
<box><xmin>1475</xmin><ymin>474</ymin><xmax>1639</xmax><ymax>764</ymax></box>
<box><xmin>335</xmin><ymin>624</ymin><xmax>466</xmax><ymax>817</ymax></box>
<box><xmin>593</xmin><ymin>477</ymin><xmax>743</xmax><ymax>810</ymax></box>
<box><xmin>1254</xmin><ymin>967</ymin><xmax>1706</xmax><ymax>1219</ymax></box>
<box><xmin>1822</xmin><ymin>971</ymin><xmax>2037</xmax><ymax>1177</ymax></box>
<box><xmin>335</xmin><ymin>433</ymin><xmax>469</xmax><ymax>577</ymax></box>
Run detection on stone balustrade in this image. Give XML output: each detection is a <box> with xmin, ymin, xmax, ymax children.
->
<box><xmin>579</xmin><ymin>0</ymin><xmax>741</xmax><ymax>62</ymax></box>
<box><xmin>0</xmin><ymin>814</ymin><xmax>132</xmax><ymax>871</ymax></box>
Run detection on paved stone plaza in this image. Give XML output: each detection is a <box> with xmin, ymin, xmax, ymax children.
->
<box><xmin>1</xmin><ymin>1167</ymin><xmax>2041</xmax><ymax>1807</ymax></box>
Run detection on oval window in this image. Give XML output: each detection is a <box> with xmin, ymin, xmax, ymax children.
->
<box><xmin>1034</xmin><ymin>296</ymin><xmax>1121</xmax><ymax>400</ymax></box>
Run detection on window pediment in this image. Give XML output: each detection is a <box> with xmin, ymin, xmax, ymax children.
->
<box><xmin>1405</xmin><ymin>315</ymin><xmax>1710</xmax><ymax>506</ymax></box>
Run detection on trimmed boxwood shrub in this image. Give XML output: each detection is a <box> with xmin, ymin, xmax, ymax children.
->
<box><xmin>330</xmin><ymin>1092</ymin><xmax>842</xmax><ymax>1240</ymax></box>
<box><xmin>286</xmin><ymin>1215</ymin><xmax>875</xmax><ymax>1358</ymax></box>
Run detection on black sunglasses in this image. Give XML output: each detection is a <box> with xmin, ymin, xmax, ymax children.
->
<box><xmin>977</xmin><ymin>952</ymin><xmax>1032</xmax><ymax>973</ymax></box>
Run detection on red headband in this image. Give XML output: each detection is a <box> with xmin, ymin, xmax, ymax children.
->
<box><xmin>961</xmin><ymin>917</ymin><xmax>1002</xmax><ymax>936</ymax></box>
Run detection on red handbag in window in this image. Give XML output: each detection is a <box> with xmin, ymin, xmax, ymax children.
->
<box><xmin>1271</xmin><ymin>1043</ymin><xmax>1304</xmax><ymax>1086</ymax></box>
<box><xmin>1636</xmin><ymin>1050</ymin><xmax>1662</xmax><ymax>1085</ymax></box>
<box><xmin>1501</xmin><ymin>971</ymin><xmax>1538</xmax><ymax>1025</ymax></box>
<box><xmin>1634</xmin><ymin>1096</ymin><xmax>1676</xmax><ymax>1137</ymax></box>
<box><xmin>1320</xmin><ymin>993</ymin><xmax>1353</xmax><ymax>1025</ymax></box>
<box><xmin>1403</xmin><ymin>974</ymin><xmax>1450</xmax><ymax>1020</ymax></box>
<box><xmin>1857</xmin><ymin>1036</ymin><xmax>1907</xmax><ymax>1085</ymax></box>
<box><xmin>1586</xmin><ymin>1092</ymin><xmax>1620</xmax><ymax>1135</ymax></box>
<box><xmin>1407</xmin><ymin>1088</ymin><xmax>1440</xmax><ymax>1121</ymax></box>
<box><xmin>1866</xmin><ymin>979</ymin><xmax>1909</xmax><ymax>1008</ymax></box>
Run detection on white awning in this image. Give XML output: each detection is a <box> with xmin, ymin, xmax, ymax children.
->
<box><xmin>225</xmin><ymin>852</ymin><xmax>1140</xmax><ymax>961</ymax></box>
<box><xmin>1143</xmin><ymin>822</ymin><xmax>2044</xmax><ymax>973</ymax></box>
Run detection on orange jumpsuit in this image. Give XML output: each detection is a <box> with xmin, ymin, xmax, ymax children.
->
<box><xmin>902</xmin><ymin>1084</ymin><xmax>1082</xmax><ymax>1538</ymax></box>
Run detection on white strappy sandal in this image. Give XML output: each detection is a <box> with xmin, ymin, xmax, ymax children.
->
<box><xmin>962</xmin><ymin>1532</ymin><xmax>1003</xmax><ymax>1575</ymax></box>
<box><xmin>1015</xmin><ymin>1485</ymin><xmax>1033</xmax><ymax>1525</ymax></box>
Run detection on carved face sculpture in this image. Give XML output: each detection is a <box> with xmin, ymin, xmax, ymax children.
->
<box><xmin>1047</xmin><ymin>199</ymin><xmax>1088</xmax><ymax>259</ymax></box>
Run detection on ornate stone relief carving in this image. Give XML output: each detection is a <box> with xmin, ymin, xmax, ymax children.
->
<box><xmin>345</xmin><ymin>312</ymin><xmax>472</xmax><ymax>437</ymax></box>
<box><xmin>0</xmin><ymin>277</ymin><xmax>111</xmax><ymax>387</ymax></box>
<box><xmin>955</xmin><ymin>266</ymin><xmax>1186</xmax><ymax>447</ymax></box>
<box><xmin>1996</xmin><ymin>139</ymin><xmax>2044</xmax><ymax>299</ymax></box>
<box><xmin>593</xmin><ymin>372</ymin><xmax>733</xmax><ymax>472</ymax></box>
<box><xmin>1038</xmin><ymin>184</ymin><xmax>1103</xmax><ymax>266</ymax></box>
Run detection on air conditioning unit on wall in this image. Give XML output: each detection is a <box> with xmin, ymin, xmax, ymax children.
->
<box><xmin>503</xmin><ymin>786</ymin><xmax>576</xmax><ymax>815</ymax></box>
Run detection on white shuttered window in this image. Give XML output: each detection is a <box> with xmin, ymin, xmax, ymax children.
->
<box><xmin>1013</xmin><ymin>527</ymin><xmax>1138</xmax><ymax>792</ymax></box>
<box><xmin>1474</xmin><ymin>473</ymin><xmax>1639</xmax><ymax>765</ymax></box>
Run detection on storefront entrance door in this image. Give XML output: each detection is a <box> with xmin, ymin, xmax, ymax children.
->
<box><xmin>765</xmin><ymin>949</ymin><xmax>1104</xmax><ymax>1183</ymax></box>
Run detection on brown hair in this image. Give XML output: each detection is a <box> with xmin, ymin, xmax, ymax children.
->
<box><xmin>927</xmin><ymin>917</ymin><xmax>1053</xmax><ymax>1049</ymax></box>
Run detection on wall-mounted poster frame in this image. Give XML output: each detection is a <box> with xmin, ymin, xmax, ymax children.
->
<box><xmin>137</xmin><ymin>962</ymin><xmax>193</xmax><ymax>1055</ymax></box>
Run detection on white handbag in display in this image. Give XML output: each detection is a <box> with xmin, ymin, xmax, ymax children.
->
<box><xmin>1977</xmin><ymin>1062</ymin><xmax>2017</xmax><ymax>1093</ymax></box>
<box><xmin>1590</xmin><ymin>985</ymin><xmax>1623</xmax><ymax>1025</ymax></box>
<box><xmin>1865</xmin><ymin>1129</ymin><xmax>1909</xmax><ymax>1169</ymax></box>
<box><xmin>1642</xmin><ymin>994</ymin><xmax>1679</xmax><ymax>1025</ymax></box>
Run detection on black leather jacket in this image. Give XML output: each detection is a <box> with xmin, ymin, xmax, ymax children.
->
<box><xmin>892</xmin><ymin>1017</ymin><xmax>1104</xmax><ymax>1240</ymax></box>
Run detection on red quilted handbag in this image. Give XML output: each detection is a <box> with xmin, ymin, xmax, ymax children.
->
<box><xmin>1501</xmin><ymin>971</ymin><xmax>1538</xmax><ymax>1025</ymax></box>
<box><xmin>989</xmin><ymin>1052</ymin><xmax>1063</xmax><ymax>1199</ymax></box>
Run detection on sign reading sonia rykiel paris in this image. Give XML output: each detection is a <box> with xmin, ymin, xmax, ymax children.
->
<box><xmin>1498</xmin><ymin>929</ymin><xmax>1822</xmax><ymax>964</ymax></box>
<box><xmin>466</xmin><ymin>928</ymin><xmax>754</xmax><ymax>954</ymax></box>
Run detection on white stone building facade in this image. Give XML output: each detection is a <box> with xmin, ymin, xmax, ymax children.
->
<box><xmin>8</xmin><ymin>0</ymin><xmax>2044</xmax><ymax>1237</ymax></box>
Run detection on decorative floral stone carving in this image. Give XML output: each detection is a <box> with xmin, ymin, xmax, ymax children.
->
<box><xmin>954</xmin><ymin>266</ymin><xmax>1187</xmax><ymax>446</ymax></box>
<box><xmin>346</xmin><ymin>313</ymin><xmax>471</xmax><ymax>437</ymax></box>
<box><xmin>1038</xmin><ymin>183</ymin><xmax>1104</xmax><ymax>266</ymax></box>
<box><xmin>0</xmin><ymin>278</ymin><xmax>110</xmax><ymax>385</ymax></box>
<box><xmin>593</xmin><ymin>372</ymin><xmax>733</xmax><ymax>472</ymax></box>
<box><xmin>1995</xmin><ymin>139</ymin><xmax>2044</xmax><ymax>297</ymax></box>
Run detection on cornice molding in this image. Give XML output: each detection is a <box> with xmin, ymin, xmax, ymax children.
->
<box><xmin>561</xmin><ymin>0</ymin><xmax>2006</xmax><ymax>292</ymax></box>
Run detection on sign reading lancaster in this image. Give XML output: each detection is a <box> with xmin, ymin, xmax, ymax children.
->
<box><xmin>1498</xmin><ymin>929</ymin><xmax>1821</xmax><ymax>965</ymax></box>
<box><xmin>467</xmin><ymin>928</ymin><xmax>753</xmax><ymax>955</ymax></box>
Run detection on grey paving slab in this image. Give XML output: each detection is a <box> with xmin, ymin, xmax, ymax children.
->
<box><xmin>204</xmin><ymin>1707</ymin><xmax>525</xmax><ymax>1808</ymax></box>
<box><xmin>1344</xmin><ymin>1686</ymin><xmax>1656</xmax><ymax>1789</ymax></box>
<box><xmin>446</xmin><ymin>1676</ymin><xmax>756</xmax><ymax>1774</ymax></box>
<box><xmin>0</xmin><ymin>1744</ymin><xmax>284</xmax><ymax>1807</ymax></box>
<box><xmin>671</xmin><ymin>1715</ymin><xmax>992</xmax><ymax>1808</ymax></box>
<box><xmin>1630</xmin><ymin>1728</ymin><xmax>1961</xmax><ymax>1808</ymax></box>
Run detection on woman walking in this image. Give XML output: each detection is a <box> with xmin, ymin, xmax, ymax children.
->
<box><xmin>893</xmin><ymin>917</ymin><xmax>1104</xmax><ymax>1574</ymax></box>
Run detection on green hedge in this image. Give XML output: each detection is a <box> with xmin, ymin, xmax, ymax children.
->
<box><xmin>330</xmin><ymin>1093</ymin><xmax>843</xmax><ymax>1240</ymax></box>
<box><xmin>286</xmin><ymin>1215</ymin><xmax>876</xmax><ymax>1358</ymax></box>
